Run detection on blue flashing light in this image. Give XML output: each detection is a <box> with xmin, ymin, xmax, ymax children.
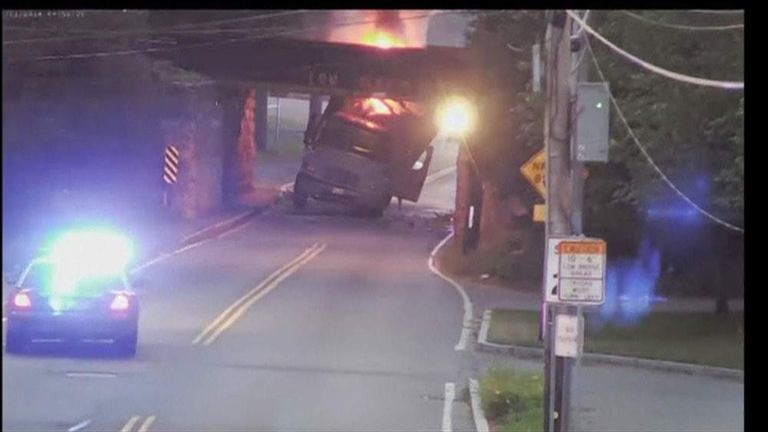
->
<box><xmin>46</xmin><ymin>229</ymin><xmax>133</xmax><ymax>295</ymax></box>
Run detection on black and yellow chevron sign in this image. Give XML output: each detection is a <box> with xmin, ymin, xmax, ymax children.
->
<box><xmin>163</xmin><ymin>146</ymin><xmax>180</xmax><ymax>184</ymax></box>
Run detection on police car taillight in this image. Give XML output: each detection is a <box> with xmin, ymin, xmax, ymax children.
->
<box><xmin>110</xmin><ymin>293</ymin><xmax>130</xmax><ymax>311</ymax></box>
<box><xmin>12</xmin><ymin>291</ymin><xmax>32</xmax><ymax>309</ymax></box>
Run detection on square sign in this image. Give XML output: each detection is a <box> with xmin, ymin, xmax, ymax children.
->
<box><xmin>555</xmin><ymin>314</ymin><xmax>583</xmax><ymax>358</ymax></box>
<box><xmin>544</xmin><ymin>237</ymin><xmax>607</xmax><ymax>305</ymax></box>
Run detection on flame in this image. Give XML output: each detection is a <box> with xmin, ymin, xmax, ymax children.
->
<box><xmin>324</xmin><ymin>10</ymin><xmax>431</xmax><ymax>49</ymax></box>
<box><xmin>362</xmin><ymin>98</ymin><xmax>393</xmax><ymax>114</ymax></box>
<box><xmin>361</xmin><ymin>30</ymin><xmax>405</xmax><ymax>49</ymax></box>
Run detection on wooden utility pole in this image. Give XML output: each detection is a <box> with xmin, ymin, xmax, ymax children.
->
<box><xmin>543</xmin><ymin>10</ymin><xmax>575</xmax><ymax>432</ymax></box>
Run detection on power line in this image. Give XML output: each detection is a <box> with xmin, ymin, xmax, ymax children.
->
<box><xmin>620</xmin><ymin>10</ymin><xmax>744</xmax><ymax>31</ymax></box>
<box><xmin>6</xmin><ymin>10</ymin><xmax>469</xmax><ymax>62</ymax></box>
<box><xmin>3</xmin><ymin>10</ymin><xmax>315</xmax><ymax>45</ymax></box>
<box><xmin>151</xmin><ymin>10</ymin><xmax>311</xmax><ymax>30</ymax></box>
<box><xmin>571</xmin><ymin>10</ymin><xmax>589</xmax><ymax>73</ymax></box>
<box><xmin>3</xmin><ymin>25</ymin><xmax>298</xmax><ymax>45</ymax></box>
<box><xmin>688</xmin><ymin>9</ymin><xmax>744</xmax><ymax>14</ymax></box>
<box><xmin>584</xmin><ymin>36</ymin><xmax>744</xmax><ymax>233</ymax></box>
<box><xmin>567</xmin><ymin>10</ymin><xmax>743</xmax><ymax>90</ymax></box>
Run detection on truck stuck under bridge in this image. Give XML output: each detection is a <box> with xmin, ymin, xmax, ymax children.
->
<box><xmin>147</xmin><ymin>36</ymin><xmax>484</xmax><ymax>216</ymax></box>
<box><xmin>294</xmin><ymin>96</ymin><xmax>437</xmax><ymax>216</ymax></box>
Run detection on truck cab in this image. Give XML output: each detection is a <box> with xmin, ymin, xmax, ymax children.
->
<box><xmin>293</xmin><ymin>96</ymin><xmax>435</xmax><ymax>217</ymax></box>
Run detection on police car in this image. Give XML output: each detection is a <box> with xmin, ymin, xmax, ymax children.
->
<box><xmin>4</xmin><ymin>229</ymin><xmax>139</xmax><ymax>356</ymax></box>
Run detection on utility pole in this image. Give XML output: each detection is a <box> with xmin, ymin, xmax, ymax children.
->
<box><xmin>543</xmin><ymin>10</ymin><xmax>575</xmax><ymax>432</ymax></box>
<box><xmin>542</xmin><ymin>9</ymin><xmax>609</xmax><ymax>432</ymax></box>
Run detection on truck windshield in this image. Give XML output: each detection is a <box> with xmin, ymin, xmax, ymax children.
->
<box><xmin>317</xmin><ymin>117</ymin><xmax>390</xmax><ymax>163</ymax></box>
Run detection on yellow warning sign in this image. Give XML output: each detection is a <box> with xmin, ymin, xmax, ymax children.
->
<box><xmin>533</xmin><ymin>204</ymin><xmax>546</xmax><ymax>223</ymax></box>
<box><xmin>521</xmin><ymin>149</ymin><xmax>546</xmax><ymax>198</ymax></box>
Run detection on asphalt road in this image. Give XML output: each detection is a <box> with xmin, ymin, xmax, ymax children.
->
<box><xmin>2</xmin><ymin>148</ymin><xmax>743</xmax><ymax>431</ymax></box>
<box><xmin>2</xmin><ymin>163</ymin><xmax>471</xmax><ymax>431</ymax></box>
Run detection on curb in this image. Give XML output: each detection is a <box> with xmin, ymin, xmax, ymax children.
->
<box><xmin>468</xmin><ymin>378</ymin><xmax>490</xmax><ymax>432</ymax></box>
<box><xmin>477</xmin><ymin>341</ymin><xmax>743</xmax><ymax>382</ymax></box>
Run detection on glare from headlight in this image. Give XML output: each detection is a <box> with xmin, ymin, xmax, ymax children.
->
<box><xmin>436</xmin><ymin>97</ymin><xmax>475</xmax><ymax>137</ymax></box>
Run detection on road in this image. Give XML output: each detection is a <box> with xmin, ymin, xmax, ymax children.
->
<box><xmin>2</xmin><ymin>153</ymin><xmax>471</xmax><ymax>431</ymax></box>
<box><xmin>2</xmin><ymin>141</ymin><xmax>743</xmax><ymax>431</ymax></box>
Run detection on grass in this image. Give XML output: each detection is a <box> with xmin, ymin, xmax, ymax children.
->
<box><xmin>479</xmin><ymin>367</ymin><xmax>544</xmax><ymax>432</ymax></box>
<box><xmin>437</xmin><ymin>238</ymin><xmax>542</xmax><ymax>285</ymax></box>
<box><xmin>487</xmin><ymin>309</ymin><xmax>744</xmax><ymax>370</ymax></box>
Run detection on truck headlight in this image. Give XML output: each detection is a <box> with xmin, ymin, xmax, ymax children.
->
<box><xmin>436</xmin><ymin>97</ymin><xmax>475</xmax><ymax>137</ymax></box>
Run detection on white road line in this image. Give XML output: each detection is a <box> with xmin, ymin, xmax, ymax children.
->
<box><xmin>428</xmin><ymin>231</ymin><xmax>472</xmax><ymax>351</ymax></box>
<box><xmin>192</xmin><ymin>243</ymin><xmax>322</xmax><ymax>345</ymax></box>
<box><xmin>129</xmin><ymin>218</ymin><xmax>256</xmax><ymax>275</ymax></box>
<box><xmin>180</xmin><ymin>209</ymin><xmax>254</xmax><ymax>244</ymax></box>
<box><xmin>120</xmin><ymin>416</ymin><xmax>141</xmax><ymax>432</ymax></box>
<box><xmin>478</xmin><ymin>309</ymin><xmax>492</xmax><ymax>345</ymax></box>
<box><xmin>217</xmin><ymin>217</ymin><xmax>254</xmax><ymax>239</ymax></box>
<box><xmin>469</xmin><ymin>378</ymin><xmax>490</xmax><ymax>432</ymax></box>
<box><xmin>65</xmin><ymin>372</ymin><xmax>117</xmax><ymax>379</ymax></box>
<box><xmin>425</xmin><ymin>166</ymin><xmax>456</xmax><ymax>185</ymax></box>
<box><xmin>137</xmin><ymin>416</ymin><xmax>156</xmax><ymax>432</ymax></box>
<box><xmin>442</xmin><ymin>382</ymin><xmax>455</xmax><ymax>432</ymax></box>
<box><xmin>67</xmin><ymin>419</ymin><xmax>92</xmax><ymax>432</ymax></box>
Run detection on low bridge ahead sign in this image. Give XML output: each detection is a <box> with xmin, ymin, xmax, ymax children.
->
<box><xmin>521</xmin><ymin>149</ymin><xmax>546</xmax><ymax>199</ymax></box>
<box><xmin>544</xmin><ymin>237</ymin><xmax>607</xmax><ymax>305</ymax></box>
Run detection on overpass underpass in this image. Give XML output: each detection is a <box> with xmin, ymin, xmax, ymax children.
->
<box><xmin>147</xmin><ymin>37</ymin><xmax>484</xmax><ymax>224</ymax></box>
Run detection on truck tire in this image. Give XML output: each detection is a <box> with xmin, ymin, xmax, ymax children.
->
<box><xmin>382</xmin><ymin>193</ymin><xmax>393</xmax><ymax>209</ymax></box>
<box><xmin>293</xmin><ymin>175</ymin><xmax>309</xmax><ymax>211</ymax></box>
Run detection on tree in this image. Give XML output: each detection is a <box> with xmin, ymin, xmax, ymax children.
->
<box><xmin>587</xmin><ymin>10</ymin><xmax>744</xmax><ymax>217</ymax></box>
<box><xmin>585</xmin><ymin>11</ymin><xmax>744</xmax><ymax>307</ymax></box>
<box><xmin>463</xmin><ymin>11</ymin><xmax>547</xmax><ymax>247</ymax></box>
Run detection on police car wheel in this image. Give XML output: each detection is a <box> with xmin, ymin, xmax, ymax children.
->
<box><xmin>5</xmin><ymin>324</ymin><xmax>29</xmax><ymax>354</ymax></box>
<box><xmin>115</xmin><ymin>327</ymin><xmax>138</xmax><ymax>357</ymax></box>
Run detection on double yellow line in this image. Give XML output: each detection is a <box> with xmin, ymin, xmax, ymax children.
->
<box><xmin>192</xmin><ymin>242</ymin><xmax>327</xmax><ymax>346</ymax></box>
<box><xmin>120</xmin><ymin>415</ymin><xmax>155</xmax><ymax>432</ymax></box>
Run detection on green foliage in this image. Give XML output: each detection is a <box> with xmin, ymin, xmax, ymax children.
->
<box><xmin>465</xmin><ymin>11</ymin><xmax>547</xmax><ymax>203</ymax></box>
<box><xmin>480</xmin><ymin>367</ymin><xmax>544</xmax><ymax>431</ymax></box>
<box><xmin>465</xmin><ymin>10</ymin><xmax>744</xmax><ymax>245</ymax></box>
<box><xmin>588</xmin><ymin>11</ymin><xmax>744</xmax><ymax>216</ymax></box>
<box><xmin>487</xmin><ymin>309</ymin><xmax>744</xmax><ymax>369</ymax></box>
